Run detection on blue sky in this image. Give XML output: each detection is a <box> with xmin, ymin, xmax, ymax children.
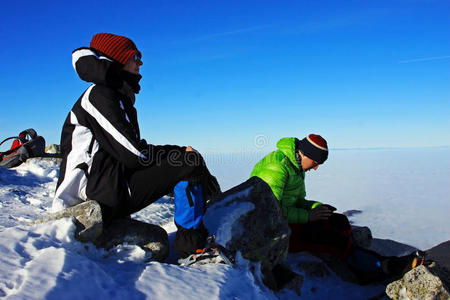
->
<box><xmin>1</xmin><ymin>0</ymin><xmax>449</xmax><ymax>153</ymax></box>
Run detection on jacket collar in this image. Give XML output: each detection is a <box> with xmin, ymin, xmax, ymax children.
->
<box><xmin>277</xmin><ymin>137</ymin><xmax>303</xmax><ymax>174</ymax></box>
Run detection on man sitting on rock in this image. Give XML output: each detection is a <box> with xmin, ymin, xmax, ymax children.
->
<box><xmin>52</xmin><ymin>33</ymin><xmax>219</xmax><ymax>259</ymax></box>
<box><xmin>251</xmin><ymin>135</ymin><xmax>353</xmax><ymax>258</ymax></box>
<box><xmin>251</xmin><ymin>135</ymin><xmax>423</xmax><ymax>284</ymax></box>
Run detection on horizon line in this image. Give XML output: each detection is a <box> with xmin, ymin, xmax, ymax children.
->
<box><xmin>201</xmin><ymin>145</ymin><xmax>450</xmax><ymax>155</ymax></box>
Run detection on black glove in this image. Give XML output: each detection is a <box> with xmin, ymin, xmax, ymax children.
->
<box><xmin>322</xmin><ymin>204</ymin><xmax>337</xmax><ymax>212</ymax></box>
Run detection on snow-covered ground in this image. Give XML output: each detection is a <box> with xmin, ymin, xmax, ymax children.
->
<box><xmin>0</xmin><ymin>147</ymin><xmax>448</xmax><ymax>299</ymax></box>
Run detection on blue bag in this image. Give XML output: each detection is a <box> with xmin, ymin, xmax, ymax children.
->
<box><xmin>174</xmin><ymin>180</ymin><xmax>205</xmax><ymax>229</ymax></box>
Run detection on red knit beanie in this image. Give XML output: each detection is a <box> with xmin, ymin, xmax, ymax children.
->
<box><xmin>90</xmin><ymin>33</ymin><xmax>141</xmax><ymax>65</ymax></box>
<box><xmin>296</xmin><ymin>134</ymin><xmax>329</xmax><ymax>164</ymax></box>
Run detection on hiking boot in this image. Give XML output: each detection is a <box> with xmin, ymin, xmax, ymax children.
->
<box><xmin>178</xmin><ymin>236</ymin><xmax>235</xmax><ymax>266</ymax></box>
<box><xmin>178</xmin><ymin>248</ymin><xmax>225</xmax><ymax>266</ymax></box>
<box><xmin>381</xmin><ymin>250</ymin><xmax>429</xmax><ymax>278</ymax></box>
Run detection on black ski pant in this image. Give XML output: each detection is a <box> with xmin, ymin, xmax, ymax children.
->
<box><xmin>288</xmin><ymin>213</ymin><xmax>352</xmax><ymax>259</ymax></box>
<box><xmin>101</xmin><ymin>149</ymin><xmax>213</xmax><ymax>222</ymax></box>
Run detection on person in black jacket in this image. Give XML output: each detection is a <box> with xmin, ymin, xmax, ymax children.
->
<box><xmin>53</xmin><ymin>33</ymin><xmax>219</xmax><ymax>224</ymax></box>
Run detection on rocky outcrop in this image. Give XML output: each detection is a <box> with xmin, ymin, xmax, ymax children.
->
<box><xmin>386</xmin><ymin>264</ymin><xmax>449</xmax><ymax>300</ymax></box>
<box><xmin>31</xmin><ymin>200</ymin><xmax>103</xmax><ymax>242</ymax></box>
<box><xmin>95</xmin><ymin>218</ymin><xmax>169</xmax><ymax>262</ymax></box>
<box><xmin>31</xmin><ymin>200</ymin><xmax>169</xmax><ymax>262</ymax></box>
<box><xmin>203</xmin><ymin>177</ymin><xmax>291</xmax><ymax>288</ymax></box>
<box><xmin>386</xmin><ymin>240</ymin><xmax>450</xmax><ymax>300</ymax></box>
<box><xmin>351</xmin><ymin>225</ymin><xmax>372</xmax><ymax>248</ymax></box>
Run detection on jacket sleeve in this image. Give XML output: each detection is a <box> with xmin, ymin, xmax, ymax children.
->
<box><xmin>296</xmin><ymin>199</ymin><xmax>322</xmax><ymax>210</ymax></box>
<box><xmin>72</xmin><ymin>47</ymin><xmax>123</xmax><ymax>88</ymax></box>
<box><xmin>285</xmin><ymin>203</ymin><xmax>310</xmax><ymax>224</ymax></box>
<box><xmin>252</xmin><ymin>162</ymin><xmax>310</xmax><ymax>224</ymax></box>
<box><xmin>83</xmin><ymin>89</ymin><xmax>188</xmax><ymax>169</ymax></box>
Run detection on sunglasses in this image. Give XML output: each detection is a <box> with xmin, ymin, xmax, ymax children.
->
<box><xmin>133</xmin><ymin>53</ymin><xmax>142</xmax><ymax>63</ymax></box>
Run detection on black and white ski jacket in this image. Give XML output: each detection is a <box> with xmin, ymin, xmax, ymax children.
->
<box><xmin>53</xmin><ymin>48</ymin><xmax>181</xmax><ymax>212</ymax></box>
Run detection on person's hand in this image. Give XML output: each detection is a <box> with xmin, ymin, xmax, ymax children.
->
<box><xmin>186</xmin><ymin>146</ymin><xmax>199</xmax><ymax>153</ymax></box>
<box><xmin>308</xmin><ymin>205</ymin><xmax>333</xmax><ymax>222</ymax></box>
<box><xmin>321</xmin><ymin>204</ymin><xmax>337</xmax><ymax>212</ymax></box>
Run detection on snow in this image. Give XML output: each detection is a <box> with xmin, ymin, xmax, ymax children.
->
<box><xmin>0</xmin><ymin>147</ymin><xmax>449</xmax><ymax>299</ymax></box>
<box><xmin>203</xmin><ymin>187</ymin><xmax>255</xmax><ymax>246</ymax></box>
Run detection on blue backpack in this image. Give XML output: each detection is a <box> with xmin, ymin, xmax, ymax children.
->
<box><xmin>174</xmin><ymin>179</ymin><xmax>205</xmax><ymax>229</ymax></box>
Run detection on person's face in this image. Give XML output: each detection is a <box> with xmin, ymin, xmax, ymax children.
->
<box><xmin>298</xmin><ymin>151</ymin><xmax>319</xmax><ymax>172</ymax></box>
<box><xmin>123</xmin><ymin>53</ymin><xmax>143</xmax><ymax>74</ymax></box>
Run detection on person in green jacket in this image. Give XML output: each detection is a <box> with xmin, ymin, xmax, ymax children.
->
<box><xmin>251</xmin><ymin>135</ymin><xmax>426</xmax><ymax>284</ymax></box>
<box><xmin>251</xmin><ymin>134</ymin><xmax>352</xmax><ymax>258</ymax></box>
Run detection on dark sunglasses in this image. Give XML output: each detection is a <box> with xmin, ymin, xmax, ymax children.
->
<box><xmin>133</xmin><ymin>53</ymin><xmax>142</xmax><ymax>63</ymax></box>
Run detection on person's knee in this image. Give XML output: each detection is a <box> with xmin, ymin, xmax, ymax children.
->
<box><xmin>330</xmin><ymin>213</ymin><xmax>351</xmax><ymax>230</ymax></box>
<box><xmin>184</xmin><ymin>150</ymin><xmax>204</xmax><ymax>167</ymax></box>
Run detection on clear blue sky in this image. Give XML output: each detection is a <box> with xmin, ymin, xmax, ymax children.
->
<box><xmin>1</xmin><ymin>0</ymin><xmax>449</xmax><ymax>153</ymax></box>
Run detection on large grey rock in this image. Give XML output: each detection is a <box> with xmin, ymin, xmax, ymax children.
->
<box><xmin>386</xmin><ymin>265</ymin><xmax>450</xmax><ymax>300</ymax></box>
<box><xmin>387</xmin><ymin>240</ymin><xmax>450</xmax><ymax>300</ymax></box>
<box><xmin>31</xmin><ymin>200</ymin><xmax>169</xmax><ymax>262</ymax></box>
<box><xmin>95</xmin><ymin>218</ymin><xmax>169</xmax><ymax>262</ymax></box>
<box><xmin>203</xmin><ymin>177</ymin><xmax>291</xmax><ymax>288</ymax></box>
<box><xmin>426</xmin><ymin>241</ymin><xmax>450</xmax><ymax>289</ymax></box>
<box><xmin>31</xmin><ymin>200</ymin><xmax>103</xmax><ymax>242</ymax></box>
<box><xmin>352</xmin><ymin>225</ymin><xmax>372</xmax><ymax>249</ymax></box>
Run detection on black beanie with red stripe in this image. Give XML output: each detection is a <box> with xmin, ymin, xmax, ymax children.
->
<box><xmin>296</xmin><ymin>134</ymin><xmax>329</xmax><ymax>164</ymax></box>
<box><xmin>90</xmin><ymin>33</ymin><xmax>141</xmax><ymax>65</ymax></box>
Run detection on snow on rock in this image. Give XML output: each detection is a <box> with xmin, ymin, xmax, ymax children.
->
<box><xmin>203</xmin><ymin>186</ymin><xmax>255</xmax><ymax>246</ymax></box>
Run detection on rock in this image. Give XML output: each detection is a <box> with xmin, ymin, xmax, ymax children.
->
<box><xmin>45</xmin><ymin>144</ymin><xmax>61</xmax><ymax>154</ymax></box>
<box><xmin>368</xmin><ymin>238</ymin><xmax>418</xmax><ymax>258</ymax></box>
<box><xmin>343</xmin><ymin>209</ymin><xmax>363</xmax><ymax>218</ymax></box>
<box><xmin>386</xmin><ymin>265</ymin><xmax>450</xmax><ymax>300</ymax></box>
<box><xmin>31</xmin><ymin>200</ymin><xmax>103</xmax><ymax>242</ymax></box>
<box><xmin>31</xmin><ymin>200</ymin><xmax>169</xmax><ymax>262</ymax></box>
<box><xmin>426</xmin><ymin>240</ymin><xmax>450</xmax><ymax>289</ymax></box>
<box><xmin>203</xmin><ymin>177</ymin><xmax>291</xmax><ymax>288</ymax></box>
<box><xmin>37</xmin><ymin>144</ymin><xmax>63</xmax><ymax>162</ymax></box>
<box><xmin>95</xmin><ymin>218</ymin><xmax>169</xmax><ymax>262</ymax></box>
<box><xmin>352</xmin><ymin>225</ymin><xmax>373</xmax><ymax>249</ymax></box>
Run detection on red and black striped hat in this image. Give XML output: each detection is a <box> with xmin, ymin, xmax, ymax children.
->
<box><xmin>90</xmin><ymin>33</ymin><xmax>141</xmax><ymax>65</ymax></box>
<box><xmin>296</xmin><ymin>134</ymin><xmax>329</xmax><ymax>164</ymax></box>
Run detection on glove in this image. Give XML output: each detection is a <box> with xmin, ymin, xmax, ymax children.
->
<box><xmin>322</xmin><ymin>204</ymin><xmax>337</xmax><ymax>212</ymax></box>
<box><xmin>308</xmin><ymin>205</ymin><xmax>333</xmax><ymax>222</ymax></box>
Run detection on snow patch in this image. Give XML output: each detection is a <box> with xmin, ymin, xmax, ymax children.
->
<box><xmin>203</xmin><ymin>187</ymin><xmax>255</xmax><ymax>246</ymax></box>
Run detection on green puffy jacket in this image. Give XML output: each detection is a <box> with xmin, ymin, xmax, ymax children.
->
<box><xmin>250</xmin><ymin>137</ymin><xmax>321</xmax><ymax>224</ymax></box>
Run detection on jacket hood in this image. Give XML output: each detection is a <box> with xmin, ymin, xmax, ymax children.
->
<box><xmin>276</xmin><ymin>137</ymin><xmax>302</xmax><ymax>172</ymax></box>
<box><xmin>72</xmin><ymin>47</ymin><xmax>141</xmax><ymax>96</ymax></box>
